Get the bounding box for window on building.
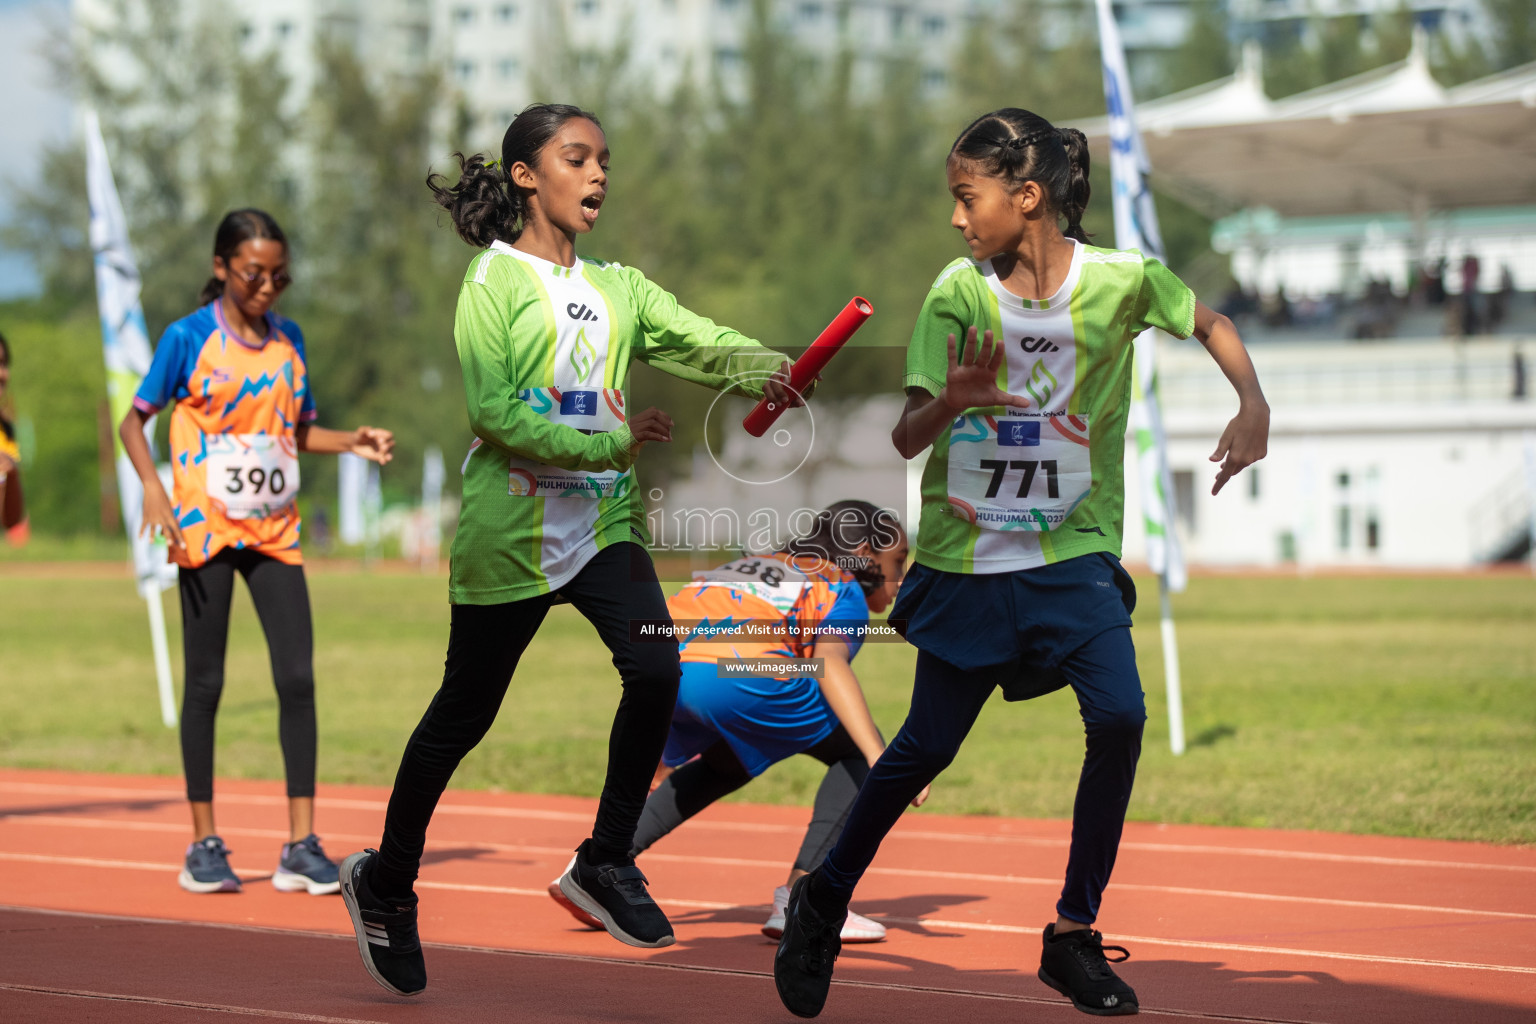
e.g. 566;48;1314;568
718;0;743;10
455;60;477;82
497;57;519;78
890;6;908;35
798;2;822;21
494;3;517;21
715;46;743;70
237;22;254;42
454;6;475;25
922;14;945;37
921;68;947;91
275;21;294;39
577;0;599;15
1248;466;1260;500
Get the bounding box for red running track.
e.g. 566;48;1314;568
0;768;1532;1023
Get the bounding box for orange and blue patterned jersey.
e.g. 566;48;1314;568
669;553;870;667
133;301;317;568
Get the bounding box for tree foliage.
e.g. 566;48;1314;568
6;0;1530;536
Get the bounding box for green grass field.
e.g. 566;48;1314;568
1;564;1532;844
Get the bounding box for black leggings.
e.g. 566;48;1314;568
371;543;681;900
178;548;316;803
631;726;869;874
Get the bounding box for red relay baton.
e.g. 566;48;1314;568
742;296;874;437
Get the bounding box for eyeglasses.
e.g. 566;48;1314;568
230;266;293;291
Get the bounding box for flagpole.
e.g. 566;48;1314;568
145;586;178;727
86;108;178;728
1158;576;1186;754
1095;0;1187;753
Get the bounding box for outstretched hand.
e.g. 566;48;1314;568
939;328;1031;413
350;426;395;465
1209;401;1269;495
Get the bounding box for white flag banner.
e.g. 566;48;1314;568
86;110;176;597
420;445;445;570
86;108;178;727
1095;0;1187;594
338;452;366;545
1096;0;1189;755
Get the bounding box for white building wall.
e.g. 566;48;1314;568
1121;336;1536;570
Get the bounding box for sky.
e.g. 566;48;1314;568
0;0;73;299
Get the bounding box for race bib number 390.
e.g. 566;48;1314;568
946;413;1092;531
205;434;300;520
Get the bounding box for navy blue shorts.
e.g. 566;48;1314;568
890;551;1137;699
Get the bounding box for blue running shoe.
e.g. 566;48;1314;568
273;833;341;895
179;835;242;893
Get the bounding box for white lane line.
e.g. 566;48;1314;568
4;855;1531;977
0;905;1465;1024
0;983;387;1023
4;779;1533;874
6;817;1535;922
6;822;1529;927
0;902;1523;1019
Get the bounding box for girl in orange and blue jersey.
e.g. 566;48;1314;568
119;209;395;898
547;500;926;943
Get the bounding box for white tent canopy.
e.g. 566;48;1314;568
1076;29;1536;219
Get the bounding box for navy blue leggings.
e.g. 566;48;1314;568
818;626;1145;924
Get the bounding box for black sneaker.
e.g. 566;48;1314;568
339;850;426;997
773;872;844;1019
556;839;674;948
1037;923;1138;1016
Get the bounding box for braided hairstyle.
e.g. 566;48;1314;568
950;108;1092;244
428;102;602;248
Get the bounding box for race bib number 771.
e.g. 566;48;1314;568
946;413;1092;531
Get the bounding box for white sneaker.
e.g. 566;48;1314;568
762;883;886;943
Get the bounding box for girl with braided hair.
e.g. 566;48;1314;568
774;107;1269;1018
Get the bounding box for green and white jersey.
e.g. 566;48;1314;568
905;240;1196;574
451;241;787;604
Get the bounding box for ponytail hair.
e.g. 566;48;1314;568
782;500;905;596
200;209;287;306
428;102;602;248
1057;127;1092;244
950;108;1093;244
